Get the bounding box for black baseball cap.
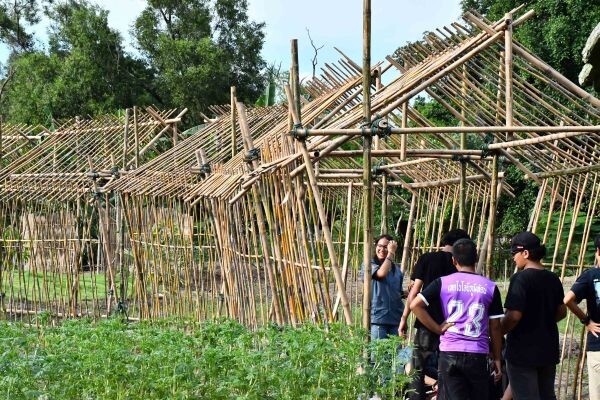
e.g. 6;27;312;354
510;231;541;254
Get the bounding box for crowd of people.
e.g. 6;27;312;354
368;230;600;400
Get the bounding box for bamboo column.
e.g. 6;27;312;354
400;103;407;161
381;174;388;234
486;12;513;277
123;109;130;168
235;101;283;325
284;84;353;325
361;0;374;332
401;194;417;273
133;106;139;168
231;86;237;158
459;65;467;230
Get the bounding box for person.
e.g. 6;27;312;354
399;228;471;400
410;238;503;400
501;231;566;400
563;234;600;400
370;234;404;340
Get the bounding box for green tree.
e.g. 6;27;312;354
0;0;43;103
132;0;266;124
461;0;600;84
1;0;153;124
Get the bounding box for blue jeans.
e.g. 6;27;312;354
371;323;399;340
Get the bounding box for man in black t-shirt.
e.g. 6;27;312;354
564;234;600;399
399;229;470;400
502;232;566;400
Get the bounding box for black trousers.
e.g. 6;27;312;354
437;351;490;400
408;328;439;400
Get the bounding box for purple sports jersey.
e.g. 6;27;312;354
438;273;502;353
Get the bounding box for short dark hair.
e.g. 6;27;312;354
441;229;471;246
375;234;394;244
452;238;478;267
511;231;546;261
595;234;600;251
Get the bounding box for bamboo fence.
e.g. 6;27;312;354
0;8;598;399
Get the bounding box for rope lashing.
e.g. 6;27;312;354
200;163;212;174
244;148;260;163
290;123;308;141
480;133;495;158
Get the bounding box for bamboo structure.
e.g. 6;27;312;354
0;8;598;398
0;107;185;319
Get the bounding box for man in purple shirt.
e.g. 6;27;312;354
411;238;503;400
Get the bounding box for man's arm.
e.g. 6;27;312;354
399;279;423;336
489;318;503;383
501;309;522;335
555;303;567;322
564;290;600;337
409;295;453;335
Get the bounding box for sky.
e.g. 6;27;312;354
0;0;464;78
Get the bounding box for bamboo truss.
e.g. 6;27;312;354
0;7;598;398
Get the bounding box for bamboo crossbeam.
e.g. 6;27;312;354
291;125;600;137
536;164;600;179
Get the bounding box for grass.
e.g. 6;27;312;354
0;318;411;400
1;270;133;301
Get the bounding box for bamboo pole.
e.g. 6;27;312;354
231;86;237;158
285;84;353;325
122;109;130;168
235;101;283;325
291;124;600;137
381;174;388;234
361;0;374;332
133;106;139;168
400;102;408;161
401;194;417;275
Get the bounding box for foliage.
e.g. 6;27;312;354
1;0;267;126
460;0;600;84
132;0;266;125
495;164;538;238
411;95;457;127
0;0;41;52
0;318;411;399
1;1;153;124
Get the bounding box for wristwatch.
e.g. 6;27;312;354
580;315;591;325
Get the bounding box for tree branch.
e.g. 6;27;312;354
306;28;324;79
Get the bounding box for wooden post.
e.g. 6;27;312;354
401;194;417;276
284;84;353;325
291;39;301;121
231;86;237;157
133;106;139;168
172;122;178;146
459;66;467;230
123;109;130;168
115;193;126;303
236;101;283;325
504;12;514;140
361;0;373;332
400;102;407;161
485;12;513;277
87;156;116;314
374;67;382;149
381;174;388;234
485;155;499;277
0;116;3;164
